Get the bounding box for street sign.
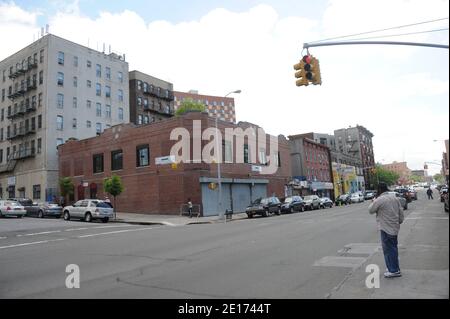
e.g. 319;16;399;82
155;155;176;165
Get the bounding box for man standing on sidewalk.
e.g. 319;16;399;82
369;182;404;278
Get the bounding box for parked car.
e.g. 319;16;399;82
0;200;26;218
335;194;351;206
319;197;333;209
303;195;321;210
63;199;114;223
407;188;418;200
281;196;305;213
350;192;364;203
364;190;376;200
8;198;63;218
246;196;281;218
387;192;408;210
444;192;449;213
440;187;448;203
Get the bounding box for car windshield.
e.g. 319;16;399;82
303;196;313;201
4;201;20;206
284;197;293;203
251;198;262;205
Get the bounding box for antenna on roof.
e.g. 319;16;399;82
45;24;49;34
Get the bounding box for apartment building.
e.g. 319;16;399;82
334;125;375;190
129;70;174;125
174;90;237;123
0;34;129;201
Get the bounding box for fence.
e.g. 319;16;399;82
179;204;201;217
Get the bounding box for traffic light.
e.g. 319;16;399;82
310;57;322;85
293;60;308;86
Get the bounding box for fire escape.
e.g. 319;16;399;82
0;58;38;173
142;82;175;117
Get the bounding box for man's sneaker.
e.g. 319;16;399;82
384;271;402;278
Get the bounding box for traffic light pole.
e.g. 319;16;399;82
304;41;449;50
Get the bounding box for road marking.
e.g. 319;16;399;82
0;237;7;240
78;227;154;238
0;238;66;250
64;225;137;232
17;230;61;237
405;217;449;220
338;243;380;255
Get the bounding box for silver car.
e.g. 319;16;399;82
0;200;27;218
303;195;321;210
63;199;113;223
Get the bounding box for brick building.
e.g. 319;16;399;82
288;134;334;199
128;70;174;125
174;90;236;123
382;161;411;185
58;111;291;216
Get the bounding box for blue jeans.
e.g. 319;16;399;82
380;230;400;273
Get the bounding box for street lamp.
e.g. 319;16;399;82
216;89;241;220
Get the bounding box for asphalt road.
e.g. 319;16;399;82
0;190;447;298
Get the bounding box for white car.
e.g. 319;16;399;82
350;192;364;203
63;199;113;223
0;200;27;218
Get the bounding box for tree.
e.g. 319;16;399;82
433;173;445;184
374;165;400;188
59;177;74;206
103;175;124;220
175;98;206;116
410;174;423;183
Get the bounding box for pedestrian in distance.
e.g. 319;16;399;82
187;198;193;218
426;187;434;200
369;182;404;278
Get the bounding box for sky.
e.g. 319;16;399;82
0;0;448;175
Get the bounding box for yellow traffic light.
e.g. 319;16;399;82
294;60;308;86
311;57;322;85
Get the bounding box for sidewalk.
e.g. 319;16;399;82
328;196;449;299
110;211;249;226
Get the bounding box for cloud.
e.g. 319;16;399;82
0;0;448;175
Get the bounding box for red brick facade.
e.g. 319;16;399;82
58;112;291;215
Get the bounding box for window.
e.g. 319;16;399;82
86;120;91;128
73;97;77;108
118;71;123;83
143;98;149;108
57;93;64;108
37;138;42;153
72;118;77;129
224;140;232;163
87;60;92;68
38;71;43;85
56;115;63;130
0;128;3;141
118;89;123;102
111;150;123;171
137;114;143;125
1;89;4;102
137;97;142;106
96;103;101;116
87;80;91;88
137;80;142;90
118;107;124;120
0;149;3;163
244;144;250;164
105;67;111;80
96;64;101;77
33;185;41;200
136;145;149;167
93;154;104;173
96;83;101;96
73;76;77;87
57;72;64;86
259;148;267;165
40;49;44;63
96;122;102;134
38;93;42;107
38;115;42;129
144;115;149;124
57;51;64;65
105;105;111;118
1;109;3;121
86;100;91;108
73;56;78;67
105;86;111;98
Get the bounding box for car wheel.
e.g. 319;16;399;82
300;206;305;212
38;210;44;218
275;208;281;216
17;215;23;218
85;212;93;222
247;213;253;218
262;210;269;217
63;211;71;221
102;217;109;223
290;207;295;214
